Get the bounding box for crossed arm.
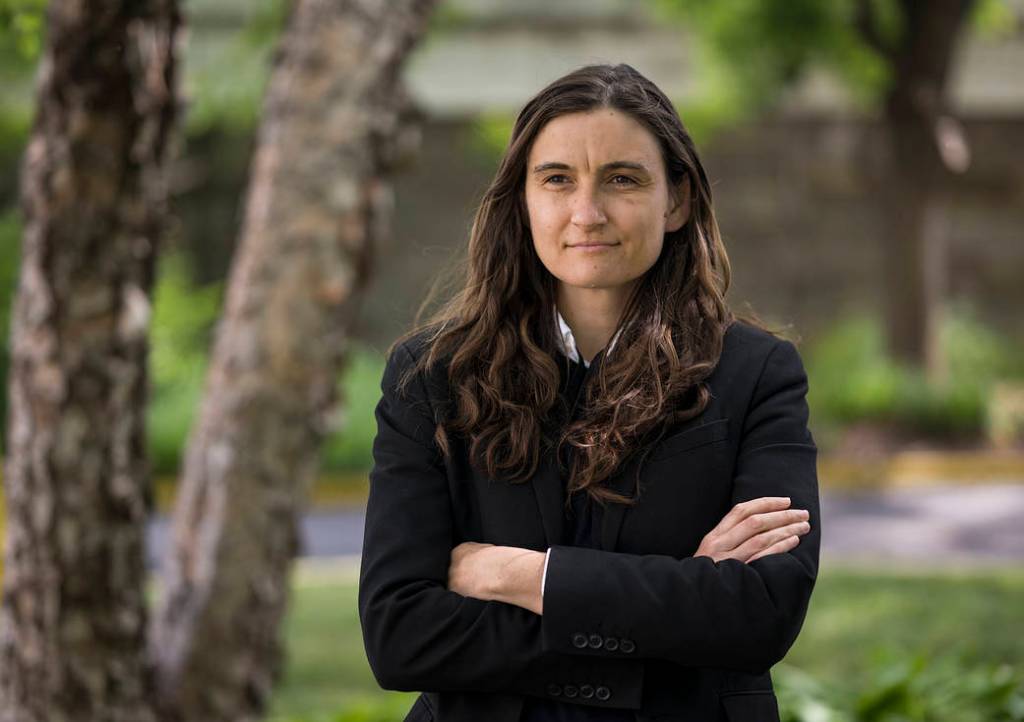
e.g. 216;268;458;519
358;337;819;702
447;490;812;618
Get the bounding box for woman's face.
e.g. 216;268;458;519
524;108;689;297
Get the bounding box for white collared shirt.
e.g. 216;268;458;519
553;305;623;367
542;306;623;596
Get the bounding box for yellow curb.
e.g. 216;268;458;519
818;450;1024;491
152;471;370;512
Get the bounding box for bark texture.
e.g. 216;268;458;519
147;1;438;720
0;1;180;721
859;0;974;378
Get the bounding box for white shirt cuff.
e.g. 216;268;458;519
541;548;551;597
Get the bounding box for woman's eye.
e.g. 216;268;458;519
611;175;637;186
544;174;570;185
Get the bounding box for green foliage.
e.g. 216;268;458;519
238;0;290;49
182;28;274;134
464;112;515;165
805;307;1024;439
775;652;1024;721
150;252;221;385
319;347;385;472
0;208;20;325
971;0;1019;38
146;251;222;473
423;0;476;36
651;0;890;128
0;208;21;450
0;0;46;62
649;0;1017;134
775;664;849;722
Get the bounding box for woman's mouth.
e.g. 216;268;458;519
569;242;619;251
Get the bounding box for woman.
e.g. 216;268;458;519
358;63;819;722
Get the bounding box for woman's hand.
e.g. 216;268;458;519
448;542;546;615
695;496;810;564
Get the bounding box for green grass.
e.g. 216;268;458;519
269;579;386;718
267;565;1024;721
784;566;1024;685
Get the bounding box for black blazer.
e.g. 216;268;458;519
358;319;820;722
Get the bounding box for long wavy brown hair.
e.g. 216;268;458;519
393;63;759;507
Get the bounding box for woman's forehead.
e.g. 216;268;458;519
528;109;662;169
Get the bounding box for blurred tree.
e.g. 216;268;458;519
146;0;439;720
658;0;1009;381
0;1;180;721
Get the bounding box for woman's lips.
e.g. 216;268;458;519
569;242;619;251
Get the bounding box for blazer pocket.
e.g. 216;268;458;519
647;417;730;462
403;694;434;722
719;690;780;722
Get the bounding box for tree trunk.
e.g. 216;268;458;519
147;1;438;720
874;0;974;379
0;1;180;721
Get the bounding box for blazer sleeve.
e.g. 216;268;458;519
358;341;646;708
540;337;820;675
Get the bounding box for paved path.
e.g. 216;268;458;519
146;482;1024;573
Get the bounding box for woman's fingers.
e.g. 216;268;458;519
713;508;810;552
694;496;810;563
731;520;810;562
715;497;792;535
746;533;802;563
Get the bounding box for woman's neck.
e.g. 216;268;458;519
555;283;634;363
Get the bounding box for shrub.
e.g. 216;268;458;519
805;307;1024;441
776;651;1024;721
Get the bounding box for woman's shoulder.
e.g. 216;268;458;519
383;323;456;398
724;317;783;353
720;318;807;375
387;322;451;367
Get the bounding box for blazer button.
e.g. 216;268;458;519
595;685;611;701
620;638;636;654
587;633;603;649
563;684;579;699
579;684;595;699
546;683;562;697
572;632;589;649
603;637;619;651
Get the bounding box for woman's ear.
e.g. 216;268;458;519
664;176;691;232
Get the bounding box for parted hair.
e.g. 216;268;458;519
392;63;763;507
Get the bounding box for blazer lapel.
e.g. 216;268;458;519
528;345;588;550
599;456;638;552
530;452;565;549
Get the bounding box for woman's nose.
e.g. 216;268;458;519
570;186;607;227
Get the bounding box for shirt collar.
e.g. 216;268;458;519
553;305;622;368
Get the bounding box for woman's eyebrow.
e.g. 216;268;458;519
531;161;651;174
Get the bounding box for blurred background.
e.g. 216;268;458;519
1;0;1023;721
